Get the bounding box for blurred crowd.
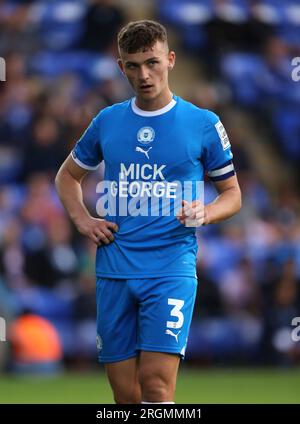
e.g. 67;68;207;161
0;0;299;372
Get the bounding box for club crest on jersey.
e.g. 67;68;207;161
137;126;155;144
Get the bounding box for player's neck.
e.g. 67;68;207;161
135;89;173;112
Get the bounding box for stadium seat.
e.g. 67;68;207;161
30;0;86;50
272;107;300;160
220;52;264;106
30;51;120;85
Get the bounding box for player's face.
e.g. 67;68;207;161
118;40;175;106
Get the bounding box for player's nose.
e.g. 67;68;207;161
138;65;150;82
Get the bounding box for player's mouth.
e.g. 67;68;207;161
140;84;154;92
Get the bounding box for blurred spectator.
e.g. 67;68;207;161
73;268;97;363
220;257;262;317
262;259;300;366
0;218;25;290
78;0;124;54
24;215;77;289
22;116;67;179
204;0;273;66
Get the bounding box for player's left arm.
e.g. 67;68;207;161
203;174;241;224
177;174;241;226
177;110;242;227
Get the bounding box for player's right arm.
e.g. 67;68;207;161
55;154;118;246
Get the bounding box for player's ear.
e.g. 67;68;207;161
117;58;125;76
168;50;176;71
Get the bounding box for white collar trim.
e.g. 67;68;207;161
131;97;177;117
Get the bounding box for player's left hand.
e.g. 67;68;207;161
176;200;205;227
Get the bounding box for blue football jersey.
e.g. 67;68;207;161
72;95;235;278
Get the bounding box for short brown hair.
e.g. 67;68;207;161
118;20;168;54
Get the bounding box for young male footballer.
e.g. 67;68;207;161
55;20;241;404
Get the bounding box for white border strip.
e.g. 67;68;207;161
207;163;234;178
71;151;99;170
131;97;177;116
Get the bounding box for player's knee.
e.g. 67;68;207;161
113;384;141;404
114;394;141;404
139;370;170;402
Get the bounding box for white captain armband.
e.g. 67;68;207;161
207;160;235;182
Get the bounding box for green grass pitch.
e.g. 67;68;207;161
0;367;299;403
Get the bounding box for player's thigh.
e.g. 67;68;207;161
96;278;138;362
137;276;198;357
105;356;141;403
139;351;180;390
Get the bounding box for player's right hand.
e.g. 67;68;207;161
176;200;205;227
76;216;118;246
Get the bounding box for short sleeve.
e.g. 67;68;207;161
71;118;103;170
201;110;235;181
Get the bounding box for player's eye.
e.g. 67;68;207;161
126;63;137;69
148;60;158;66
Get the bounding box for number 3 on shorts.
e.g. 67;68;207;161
166;298;185;330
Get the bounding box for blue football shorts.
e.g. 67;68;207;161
96;276;198;363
